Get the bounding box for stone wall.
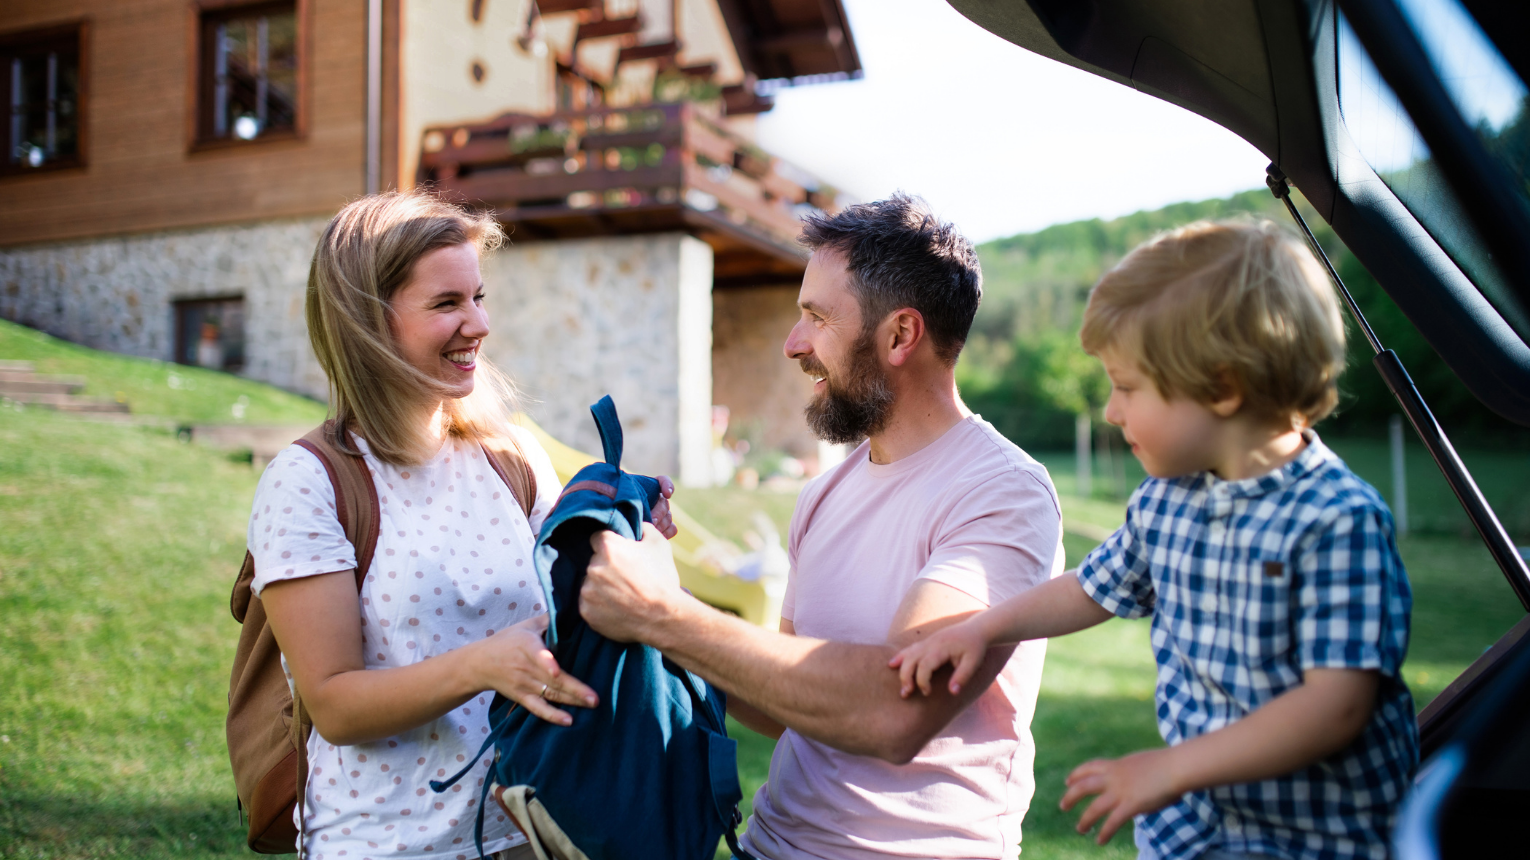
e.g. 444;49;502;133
712;284;817;458
0;218;329;399
479;232;715;485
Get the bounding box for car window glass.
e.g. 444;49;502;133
1396;0;1528;199
1336;8;1530;343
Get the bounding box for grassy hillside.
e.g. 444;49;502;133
0;319;326;426
973;188;1298;342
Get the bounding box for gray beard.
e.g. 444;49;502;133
802;332;895;445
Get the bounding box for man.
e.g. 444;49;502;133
581;194;1064;859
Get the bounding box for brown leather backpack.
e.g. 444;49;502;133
226;421;536;853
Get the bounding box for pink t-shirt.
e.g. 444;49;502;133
741;416;1064;860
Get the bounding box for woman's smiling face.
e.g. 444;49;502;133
388;242;489;401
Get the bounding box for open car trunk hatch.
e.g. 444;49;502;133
946;0;1530;854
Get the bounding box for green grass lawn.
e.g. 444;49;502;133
2;330;1527;858
0;409;260;858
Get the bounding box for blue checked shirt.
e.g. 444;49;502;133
1076;435;1417;860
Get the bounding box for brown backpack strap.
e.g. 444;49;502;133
226;420;380;856
294;420;380;584
482;431;537;520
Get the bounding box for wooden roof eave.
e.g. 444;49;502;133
714;0;863;83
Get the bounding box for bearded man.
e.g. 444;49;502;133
581;194;1064;859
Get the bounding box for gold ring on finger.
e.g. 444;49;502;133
539;683;549;698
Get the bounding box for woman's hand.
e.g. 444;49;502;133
648;475;678;539
469;614;598;725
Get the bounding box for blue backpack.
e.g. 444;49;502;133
432;397;750;860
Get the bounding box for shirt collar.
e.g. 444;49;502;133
1200;430;1334;518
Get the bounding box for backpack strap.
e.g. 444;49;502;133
294;420;381;583
287;421;380;858
482;431;537;520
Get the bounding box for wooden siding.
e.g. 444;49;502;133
0;0;366;247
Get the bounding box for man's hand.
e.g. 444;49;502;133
583;523;684;642
647;475;678;539
1059;748;1181;845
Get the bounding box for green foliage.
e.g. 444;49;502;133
959;329;1110;450
652;69;722;105
971;189;1286;344
963;187;1530;449
0;318;326;427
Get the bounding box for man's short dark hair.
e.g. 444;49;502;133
799;193;982;365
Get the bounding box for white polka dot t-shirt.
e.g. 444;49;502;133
246;426;562;860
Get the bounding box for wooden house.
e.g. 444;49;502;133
0;0;860;482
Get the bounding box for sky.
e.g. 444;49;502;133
754;0;1272;243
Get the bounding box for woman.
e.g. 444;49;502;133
251;192;672;860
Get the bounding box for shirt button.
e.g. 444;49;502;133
1200;594;1217;612
1210;522;1225;536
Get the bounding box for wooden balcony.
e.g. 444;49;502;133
417;103;839;287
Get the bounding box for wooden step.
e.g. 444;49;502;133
188;424;312;465
0;369;85;383
0;360;35;373
3;391;130;413
0;377;88;395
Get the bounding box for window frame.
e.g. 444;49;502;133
187;0;308;153
0;20;89;179
173;294;247;372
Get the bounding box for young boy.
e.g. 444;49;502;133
891;220;1417;860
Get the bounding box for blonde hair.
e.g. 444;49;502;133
1080;219;1347;427
306;190;517;465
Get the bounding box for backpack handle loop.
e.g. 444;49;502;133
590;396;623;467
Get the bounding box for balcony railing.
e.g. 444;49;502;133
417;103;838;281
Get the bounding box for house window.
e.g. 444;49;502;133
174;297;246;372
1;23;84;174
197;1;299;145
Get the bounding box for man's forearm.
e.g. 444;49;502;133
727;695;786;740
646;595;1008;763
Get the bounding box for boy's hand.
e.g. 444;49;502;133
1060;749;1182;845
888;619;989;697
646;475;678;539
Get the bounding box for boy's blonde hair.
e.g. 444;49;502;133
306;190;518;465
1080;219;1346;427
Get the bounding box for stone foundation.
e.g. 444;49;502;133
711;284;817;458
479;232;715;484
0;218;329;399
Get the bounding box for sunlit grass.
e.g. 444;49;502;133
0;409;255;858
